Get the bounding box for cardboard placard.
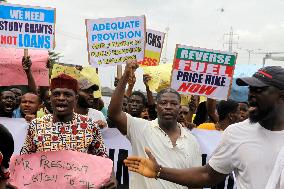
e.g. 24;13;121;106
139;29;165;66
0;3;56;50
9;150;113;189
170;45;237;100
86;15;146;67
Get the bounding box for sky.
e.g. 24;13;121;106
7;0;284;90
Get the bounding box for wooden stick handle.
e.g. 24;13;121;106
24;49;28;57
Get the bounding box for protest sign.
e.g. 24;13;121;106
0;47;49;86
0;3;55;50
86;15;145;67
1;120;130;186
51;63;82;79
142;63;172;92
139;29;165;66
171;45;237;100
9;150;113;189
51;64;101;91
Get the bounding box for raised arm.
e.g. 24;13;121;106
108;60;138;135
206;98;219;123
185;95;199;124
125;73;136;97
143;74;157;120
124;148;226;188
143;74;155;106
22;56;37;94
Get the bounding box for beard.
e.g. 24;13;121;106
249;106;275;123
249;112;263;123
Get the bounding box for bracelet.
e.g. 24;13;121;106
155;165;162;180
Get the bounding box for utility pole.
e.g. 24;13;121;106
245;49;261;64
161;26;170;64
223;27;239;52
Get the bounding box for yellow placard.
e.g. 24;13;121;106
142;63;172;92
51;64;81;79
140;50;161;66
180;94;192;106
51;64;101;96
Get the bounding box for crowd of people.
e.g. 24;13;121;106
0;56;283;189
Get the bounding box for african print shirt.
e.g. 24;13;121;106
20;113;108;157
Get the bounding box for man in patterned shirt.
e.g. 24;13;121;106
21;74;117;189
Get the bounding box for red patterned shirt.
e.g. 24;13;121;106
20;113;108;157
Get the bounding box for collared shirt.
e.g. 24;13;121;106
12;107;22;118
20;113;107;157
126;114;201;189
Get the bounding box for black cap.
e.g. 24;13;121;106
78;80;99;91
236;66;284;90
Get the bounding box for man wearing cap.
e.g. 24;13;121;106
21;74;117;189
124;66;284;189
75;81;107;129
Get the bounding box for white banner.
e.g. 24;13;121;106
0;118;28;154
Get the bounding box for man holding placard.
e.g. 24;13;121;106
21;74;117;189
108;60;201;189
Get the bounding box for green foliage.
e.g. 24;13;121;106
48;51;61;78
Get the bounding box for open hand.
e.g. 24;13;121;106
124;148;159;178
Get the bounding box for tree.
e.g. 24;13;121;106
47;51;61;78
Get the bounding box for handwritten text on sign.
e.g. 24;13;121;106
9;150;113;189
86;15;145;67
171;45;236;100
0;3;55;50
139;29;165;66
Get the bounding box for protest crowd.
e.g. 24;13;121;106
0;2;284;189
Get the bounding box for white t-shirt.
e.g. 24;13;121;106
209;119;284;189
265;146;284;189
88;108;107;123
126;114;201;189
